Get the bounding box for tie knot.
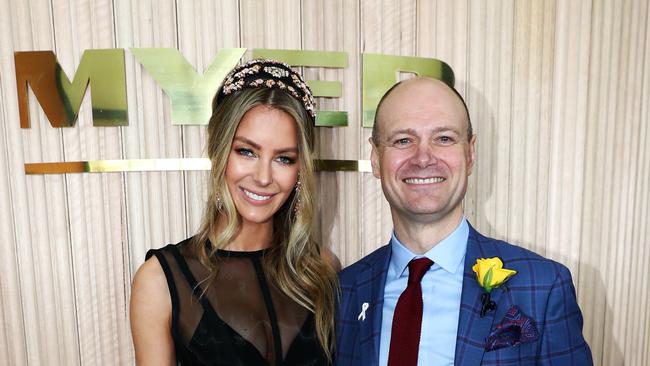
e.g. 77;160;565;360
407;257;433;284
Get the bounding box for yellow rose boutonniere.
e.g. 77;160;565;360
472;257;517;317
472;257;517;293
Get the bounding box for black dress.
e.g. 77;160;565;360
146;238;328;366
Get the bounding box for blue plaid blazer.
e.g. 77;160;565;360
335;225;593;365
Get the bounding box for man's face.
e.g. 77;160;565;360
370;78;476;225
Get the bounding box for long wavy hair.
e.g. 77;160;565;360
192;87;338;360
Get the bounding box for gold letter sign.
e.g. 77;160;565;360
362;53;455;127
130;48;246;125
15;49;128;128
17;49;456;175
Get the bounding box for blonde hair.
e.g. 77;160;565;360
192;87;338;360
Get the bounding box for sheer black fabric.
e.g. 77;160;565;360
147;238;328;366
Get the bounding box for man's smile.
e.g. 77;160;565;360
403;177;446;185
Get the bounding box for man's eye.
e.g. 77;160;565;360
436;136;455;144
394;138;412;146
276;156;296;165
235;148;256;158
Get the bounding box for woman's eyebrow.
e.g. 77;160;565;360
233;136;261;149
233;136;298;154
274;147;299;154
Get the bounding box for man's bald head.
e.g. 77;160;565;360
371;77;472;146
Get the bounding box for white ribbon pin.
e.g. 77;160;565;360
358;302;369;321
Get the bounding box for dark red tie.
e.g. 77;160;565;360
387;257;434;366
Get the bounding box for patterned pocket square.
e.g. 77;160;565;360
485;305;539;352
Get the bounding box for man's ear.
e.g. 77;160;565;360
467;134;477;176
369;137;381;179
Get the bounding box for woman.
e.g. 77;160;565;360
130;59;339;365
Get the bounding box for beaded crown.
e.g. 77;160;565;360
216;59;316;117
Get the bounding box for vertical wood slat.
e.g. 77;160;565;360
601;3;626;358
112;5;146;335
592;0;627;364
113;1;155;364
1;2;24;365
174;0;241;237
531;0;556;256
624;3;649;364
508;2;540;251
50;0;128;364
637;7;650;364
121;1;187;274
465;1;516;241
0;4;29;361
14;1;78;365
50;3;89;360
114;0;149;276
491;1;515;244
578;0;613;362
619;14;640;353
606;1;648;364
548;0;592;272
300;0;362;265
579;0;600;361
465;0;488;230
53;0;133;363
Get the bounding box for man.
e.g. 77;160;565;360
336;77;592;365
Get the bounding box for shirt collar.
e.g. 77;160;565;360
390;218;469;278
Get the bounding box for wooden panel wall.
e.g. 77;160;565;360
0;1;648;365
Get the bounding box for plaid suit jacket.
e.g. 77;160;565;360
335;224;593;365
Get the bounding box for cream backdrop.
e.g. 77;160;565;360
0;0;649;365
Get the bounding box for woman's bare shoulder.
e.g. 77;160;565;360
130;256;176;365
132;256;169;298
131;255;171;320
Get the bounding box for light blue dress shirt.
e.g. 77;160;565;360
379;218;469;366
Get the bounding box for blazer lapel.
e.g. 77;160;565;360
357;245;391;366
454;227;502;366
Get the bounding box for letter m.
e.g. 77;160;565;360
15;49;128;128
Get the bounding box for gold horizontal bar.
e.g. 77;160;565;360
25;158;210;174
315;159;372;172
25;161;91;174
25;158;372;174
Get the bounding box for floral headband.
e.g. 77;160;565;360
216;59;316;118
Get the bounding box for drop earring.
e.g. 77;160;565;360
216;194;223;210
293;179;302;215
